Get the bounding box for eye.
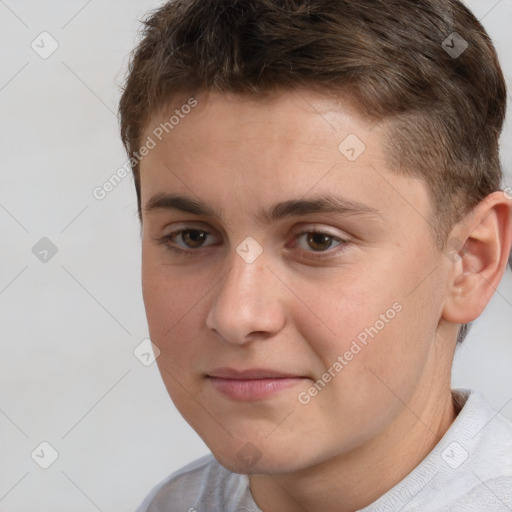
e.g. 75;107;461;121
291;228;349;260
156;226;349;259
157;228;219;254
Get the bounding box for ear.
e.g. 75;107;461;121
442;190;512;325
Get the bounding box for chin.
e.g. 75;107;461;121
208;439;316;476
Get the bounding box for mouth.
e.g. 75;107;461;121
206;367;308;401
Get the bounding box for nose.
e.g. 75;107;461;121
206;248;286;345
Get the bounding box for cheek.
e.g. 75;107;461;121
142;249;201;335
141;259;210;409
289;268;401;360
142;264;197;386
141;262;174;338
141;255;211;381
289;261;434;410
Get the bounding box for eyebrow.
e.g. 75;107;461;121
143;193;381;223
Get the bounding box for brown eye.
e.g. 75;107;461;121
181;230;208;248
295;230;345;252
291;229;348;260
305;232;335;251
157;226;220;255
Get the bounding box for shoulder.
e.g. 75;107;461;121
362;389;512;511
135;453;259;512
424;389;512;508
452;388;512;474
447;388;512;508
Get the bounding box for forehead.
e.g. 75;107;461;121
141;89;377;188
139;88;433;231
145;88;371;159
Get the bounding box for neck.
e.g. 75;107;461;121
249;384;457;512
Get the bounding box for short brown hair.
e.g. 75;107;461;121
119;0;509;342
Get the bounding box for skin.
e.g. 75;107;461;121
138;88;512;512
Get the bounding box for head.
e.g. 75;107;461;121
119;0;512;475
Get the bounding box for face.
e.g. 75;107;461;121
139;89;453;474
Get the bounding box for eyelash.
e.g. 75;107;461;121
156;228;349;261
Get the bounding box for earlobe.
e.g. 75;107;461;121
442;191;512;325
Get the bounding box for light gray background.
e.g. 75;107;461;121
0;1;511;510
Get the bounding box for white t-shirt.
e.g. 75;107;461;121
135;389;512;511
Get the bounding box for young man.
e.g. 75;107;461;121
119;1;512;510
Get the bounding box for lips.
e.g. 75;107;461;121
208;367;303;379
207;367;307;400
